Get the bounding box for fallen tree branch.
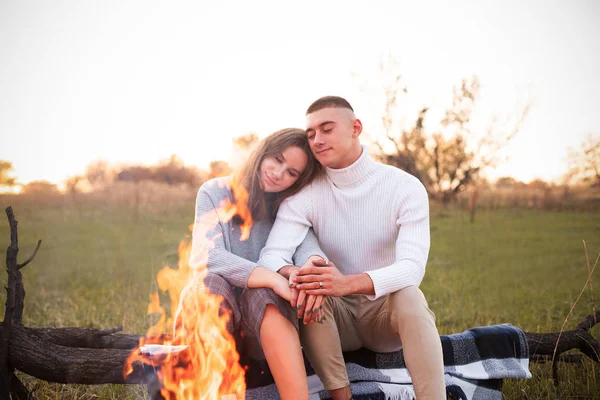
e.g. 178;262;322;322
524;329;600;362
577;311;600;331
22;325;140;349
0;323;147;384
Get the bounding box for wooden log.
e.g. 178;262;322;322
0;324;147;385
23;326;139;350
524;329;600;362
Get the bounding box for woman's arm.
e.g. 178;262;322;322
190;185;258;288
247;266;292;301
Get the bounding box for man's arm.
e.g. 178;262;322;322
295;178;429;299
259;188;314;273
292;228;328;268
364;180;430;299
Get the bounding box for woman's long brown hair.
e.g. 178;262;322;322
233;128;321;221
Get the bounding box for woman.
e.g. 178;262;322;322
186;128;325;399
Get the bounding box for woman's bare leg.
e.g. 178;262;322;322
260;304;308;399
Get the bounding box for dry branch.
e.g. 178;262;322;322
1;206;25;400
17;240;42;270
525;330;600;362
0;324;147;385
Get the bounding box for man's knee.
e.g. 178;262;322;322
390;286;436;325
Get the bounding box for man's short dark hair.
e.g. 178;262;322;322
306;96;354;115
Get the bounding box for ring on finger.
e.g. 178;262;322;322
319;281;324;288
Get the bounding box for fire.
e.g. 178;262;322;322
125;176;253;399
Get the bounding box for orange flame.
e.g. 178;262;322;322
125;177;253;399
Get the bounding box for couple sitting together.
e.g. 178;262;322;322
189;96;446;400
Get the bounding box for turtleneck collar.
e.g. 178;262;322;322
325;145;378;188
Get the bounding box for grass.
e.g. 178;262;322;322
425;208;600;399
1;199;599;399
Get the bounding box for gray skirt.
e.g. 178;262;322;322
201;273;298;360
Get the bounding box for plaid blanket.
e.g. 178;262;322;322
244;324;531;400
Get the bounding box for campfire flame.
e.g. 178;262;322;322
125;177;252;399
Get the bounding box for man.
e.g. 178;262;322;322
259;96;446;400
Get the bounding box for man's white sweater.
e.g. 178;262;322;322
259;146;431;300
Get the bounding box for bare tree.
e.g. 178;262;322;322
154;155;204;186
0;161;16;188
65;175;86;195
209;160;232;179
495;176;525;188
567;134;600;187
116;165;154;182
365;57;530;203
20;180;60;196
231;132;260;169
85;160;114;187
233;132;259;150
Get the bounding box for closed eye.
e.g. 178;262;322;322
322;122;335;133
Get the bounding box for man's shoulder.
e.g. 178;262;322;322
376;163;425;189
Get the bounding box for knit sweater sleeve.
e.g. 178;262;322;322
292;228;327;266
189;184;258;288
260;186;314;272
365;178;430;299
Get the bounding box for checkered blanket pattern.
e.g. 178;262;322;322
245;323;531;400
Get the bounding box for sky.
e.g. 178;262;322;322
1;0;599;188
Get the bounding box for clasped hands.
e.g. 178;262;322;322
285;256;349;325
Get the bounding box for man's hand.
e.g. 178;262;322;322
294;262;352;297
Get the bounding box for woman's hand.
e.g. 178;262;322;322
248;266;292;301
289;257;328;323
285;266;301;309
301;294;326;325
271;273;292;301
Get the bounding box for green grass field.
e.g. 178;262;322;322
1;200;599;399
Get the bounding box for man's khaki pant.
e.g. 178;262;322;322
300;286;446;399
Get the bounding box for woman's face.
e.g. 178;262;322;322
259;145;308;193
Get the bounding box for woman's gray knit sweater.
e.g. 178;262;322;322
189;176;325;288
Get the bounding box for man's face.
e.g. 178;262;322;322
305;107;361;169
